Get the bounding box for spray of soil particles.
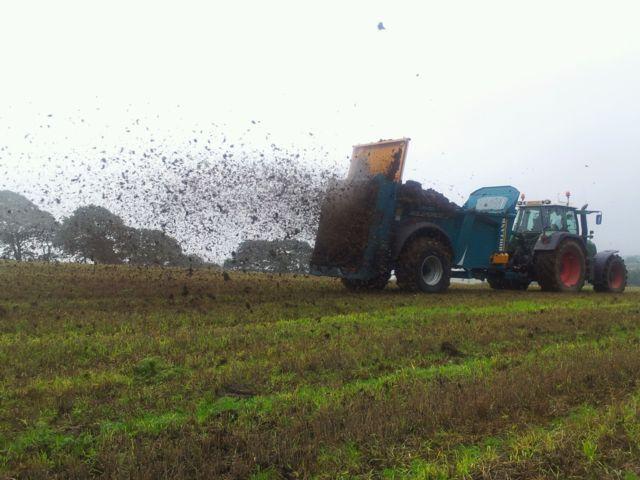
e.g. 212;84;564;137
310;178;381;270
1;117;460;265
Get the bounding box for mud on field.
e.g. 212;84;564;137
2;263;640;479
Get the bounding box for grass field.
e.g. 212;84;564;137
1;262;640;479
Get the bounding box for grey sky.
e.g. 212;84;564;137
1;0;639;256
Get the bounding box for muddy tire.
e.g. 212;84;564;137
396;237;451;293
535;239;586;292
341;271;390;291
593;255;627;293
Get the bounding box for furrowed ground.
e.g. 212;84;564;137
1;262;640;479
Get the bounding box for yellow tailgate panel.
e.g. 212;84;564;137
347;138;410;183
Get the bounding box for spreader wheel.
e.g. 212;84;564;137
535;239;586;292
396;237;451;293
593;255;627;293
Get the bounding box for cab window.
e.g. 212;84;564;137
515;208;542;233
566;210;579;234
546;208;564;231
476;196;508;212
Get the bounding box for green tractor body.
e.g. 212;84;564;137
495;200;627;292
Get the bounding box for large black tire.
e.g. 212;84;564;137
341;271;390;291
487;275;530;291
593;254;627;293
535;239;586;292
396;237;451;293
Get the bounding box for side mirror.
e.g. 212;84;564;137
596;213;602;225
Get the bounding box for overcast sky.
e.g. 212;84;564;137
1;0;639;255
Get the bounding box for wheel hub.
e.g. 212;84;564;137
559;251;581;287
421;255;443;286
610;262;624;289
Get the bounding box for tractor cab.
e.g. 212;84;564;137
510;200;601;257
512;201;577;248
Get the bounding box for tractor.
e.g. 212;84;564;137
488;197;627;293
310;138;627;293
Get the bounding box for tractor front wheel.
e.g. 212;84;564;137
593;255;627;293
396;237;451;293
535;239;586;292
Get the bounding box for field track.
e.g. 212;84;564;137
1;262;640;479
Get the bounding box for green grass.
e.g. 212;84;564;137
1;261;640;478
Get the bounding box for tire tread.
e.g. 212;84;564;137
396;237;451;293
534;239;586;292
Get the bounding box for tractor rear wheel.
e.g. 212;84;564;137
396;237;451;293
593;255;627;293
535;239;586;292
341;271;390;291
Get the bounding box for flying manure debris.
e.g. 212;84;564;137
5;118;342;263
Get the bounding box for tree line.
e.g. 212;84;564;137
0;190;201;266
223;239;312;274
0;190;313;272
7;188;629;279
627;256;640;286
